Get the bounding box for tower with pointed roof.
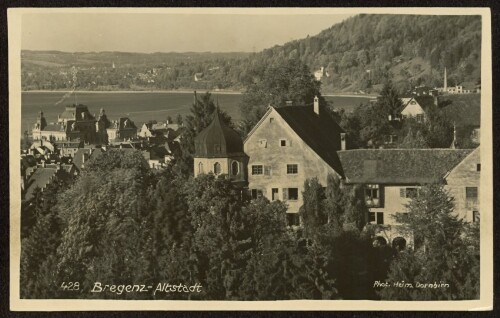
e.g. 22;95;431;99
193;108;248;186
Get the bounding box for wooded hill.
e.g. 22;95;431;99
22;14;481;93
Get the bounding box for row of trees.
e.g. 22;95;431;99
21;152;480;300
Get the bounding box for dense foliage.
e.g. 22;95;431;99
21;15;481;93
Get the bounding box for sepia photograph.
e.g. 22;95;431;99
8;7;493;311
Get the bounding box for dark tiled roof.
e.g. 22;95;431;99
24;167;57;200
274;105;345;176
338;149;472;184
194;110;243;158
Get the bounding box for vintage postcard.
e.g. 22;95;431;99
8;7;493;311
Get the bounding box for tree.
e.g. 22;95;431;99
176;113;184;126
176;91;233;178
184;174;251;299
379;184;480;300
56;150;153;298
239;58;325;134
399;128;429;148
20;182;64;299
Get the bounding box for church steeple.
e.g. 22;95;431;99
193;103;248;186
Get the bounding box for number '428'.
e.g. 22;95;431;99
60;282;80;291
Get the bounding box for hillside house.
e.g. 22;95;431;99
338;148;474;248
400;96;437;123
314;66;329;81
243;96;345;226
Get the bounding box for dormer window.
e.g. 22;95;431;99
214;144;221;153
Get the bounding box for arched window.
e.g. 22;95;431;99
198;162;204;174
214;162;221;175
392;237;407;251
231;161;239;175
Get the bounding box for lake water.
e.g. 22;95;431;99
20;92;373;133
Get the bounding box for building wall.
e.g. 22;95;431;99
445;148;480;222
194;155;247;183
363;184;420;247
244;108;340;213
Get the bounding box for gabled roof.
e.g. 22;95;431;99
270;105;345;176
338;149;473;184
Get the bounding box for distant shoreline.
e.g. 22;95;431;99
22;90;377;98
22;89;244;95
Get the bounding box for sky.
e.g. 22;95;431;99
21;12;354;53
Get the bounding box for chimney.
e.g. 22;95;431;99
314;96;319;115
340;133;346;150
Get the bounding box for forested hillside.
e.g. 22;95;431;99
21;14;481;93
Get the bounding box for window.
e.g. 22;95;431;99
476;164;481;172
466;187;478;208
376;212;384;225
264;166;272;176
286;213;300;226
280;139;289;147
365;184;380;207
369;212;384;224
369;212;376;222
213;162;221;175
231;161;239;175
251;189;263;200
287;164;298;174
466;187;478;199
272;188;279;201
252;165;263;175
400;187;419;198
283;188;299;201
473;210;480;223
198;162;204;174
258;139;267;148
269;117;275;123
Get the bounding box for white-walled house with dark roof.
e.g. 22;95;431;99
243;97;346;226
337;148;478;248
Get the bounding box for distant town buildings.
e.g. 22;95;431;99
314;66;330;81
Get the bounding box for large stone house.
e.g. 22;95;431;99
243;97;345;225
338;148;476;247
32;104;108;144
400;96;437;123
